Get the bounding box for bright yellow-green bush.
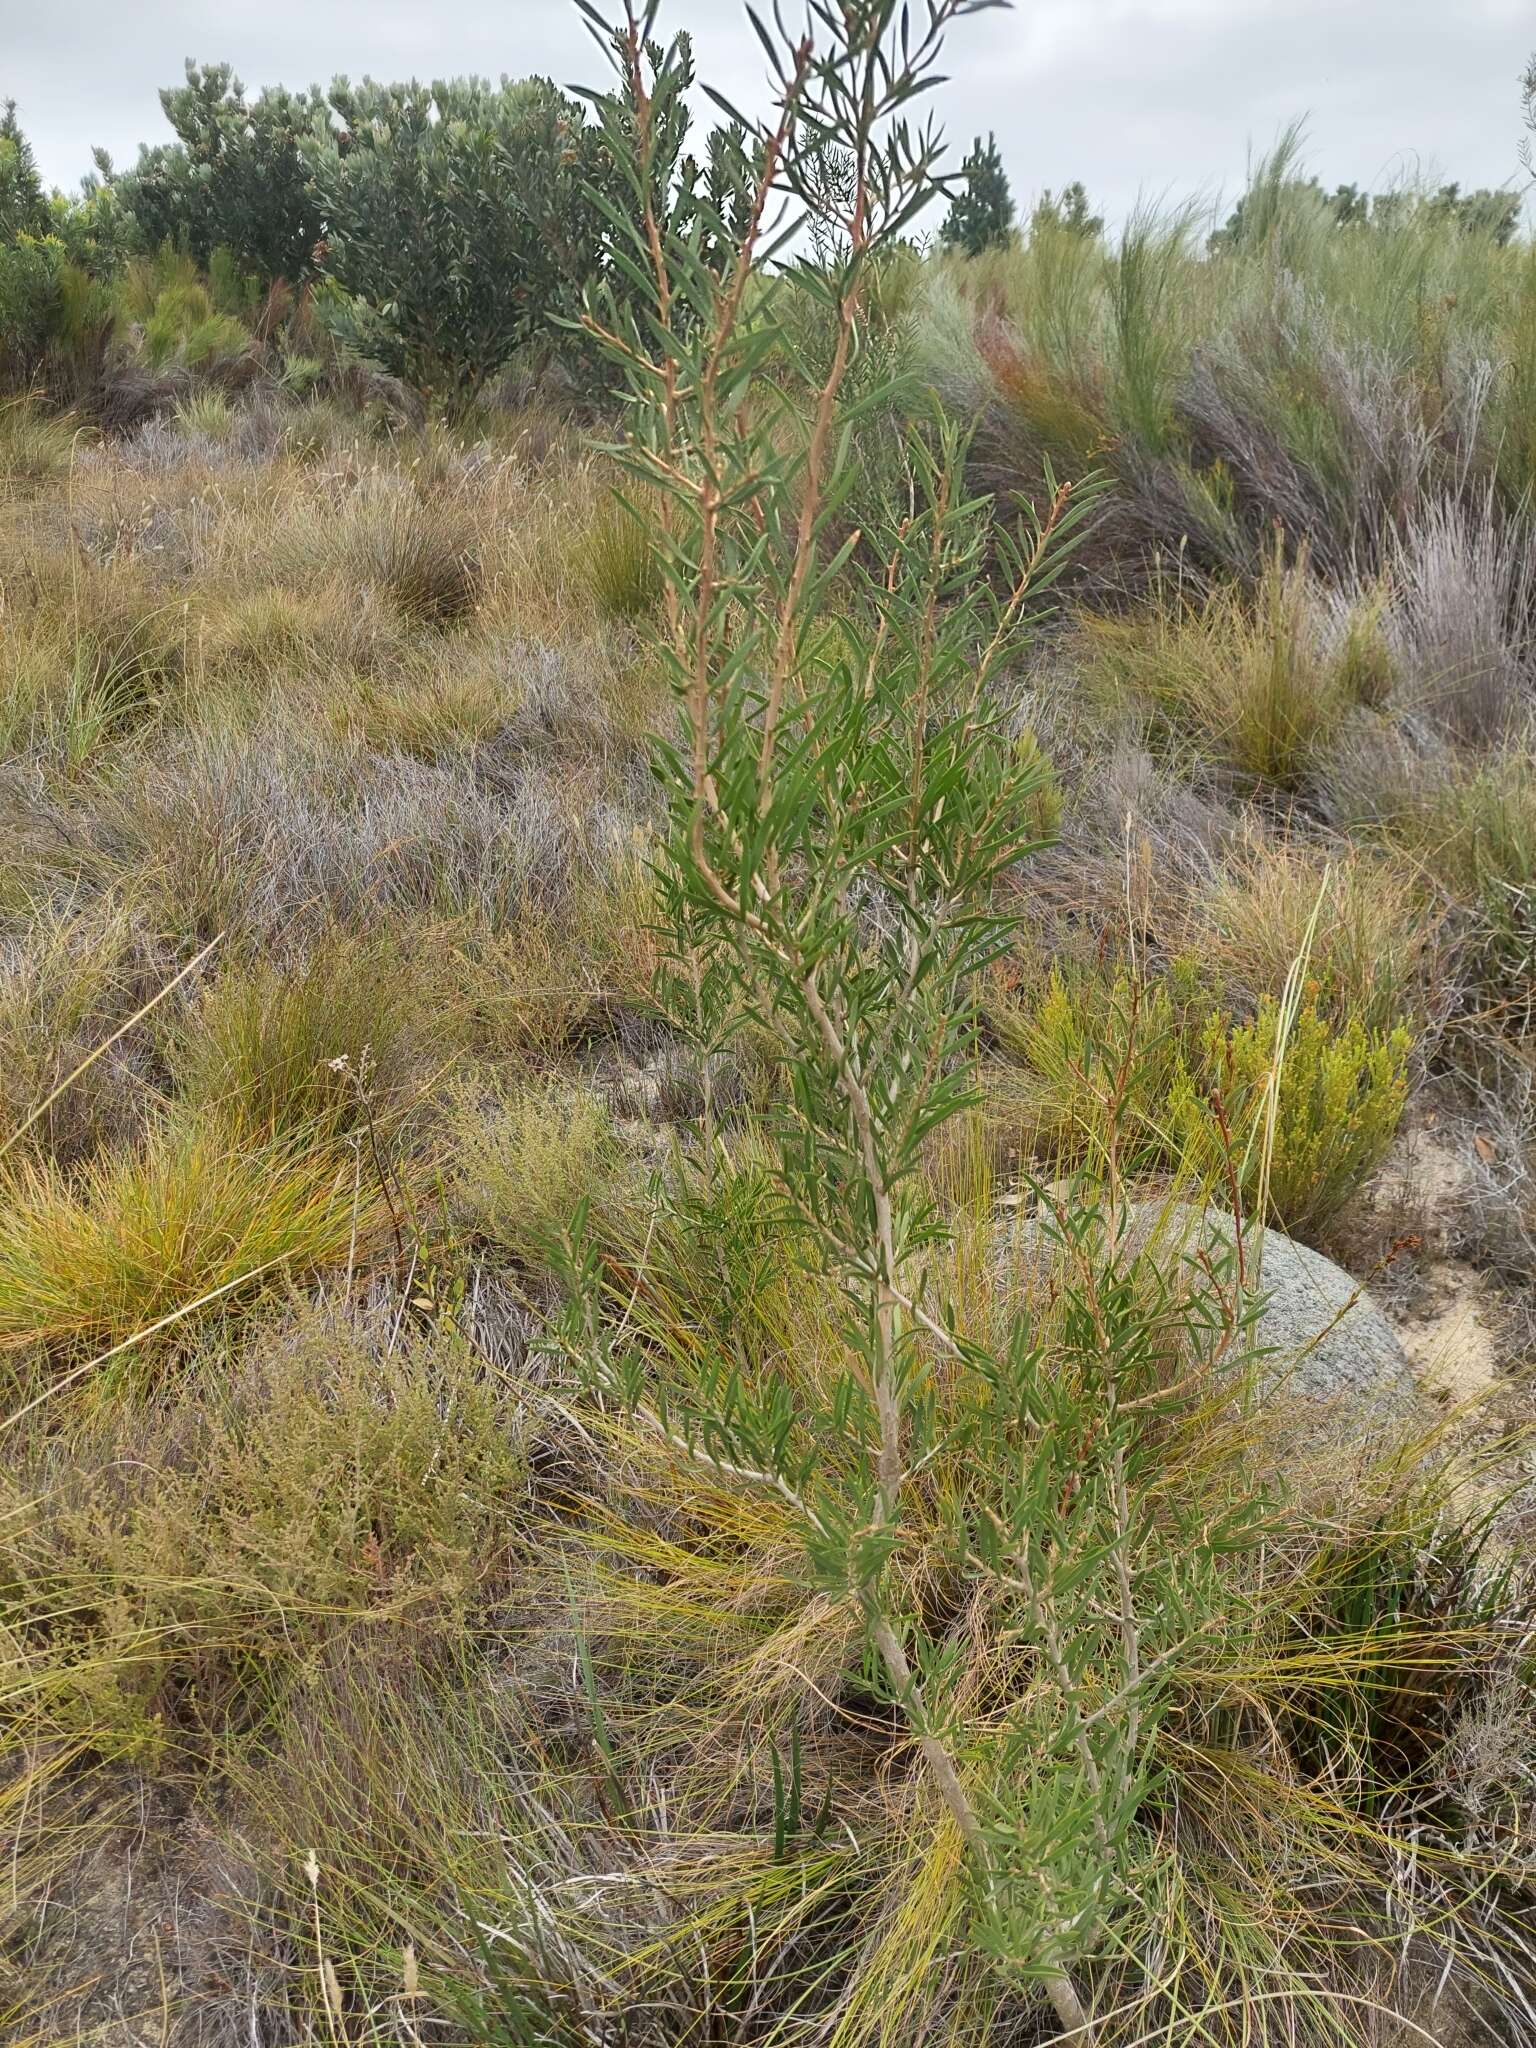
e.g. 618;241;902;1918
142;282;249;369
992;959;1409;1238
986;959;1206;1167
1175;994;1411;1237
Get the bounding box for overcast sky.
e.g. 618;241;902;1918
5;0;1533;233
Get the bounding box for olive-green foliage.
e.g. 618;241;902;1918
112;61;326;282
44;170;133;278
565;11;1135;2031
0;235;65;382
303;76;614;400
142;283;247;368
110;243;251;367
0;233;112;391
0;100;48;241
450;1070;626;1274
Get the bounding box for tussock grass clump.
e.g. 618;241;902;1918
83;716;640;947
194;581;358;686
334;640;525;757
1189;834;1442;1034
1078;546;1364;787
2;559;192;774
932;135;1536;590
447;847;656;1055
582;485;664;619
170;933;434;1141
1328;746;1536;1037
340;482;483;627
1386;494;1535;746
0;898;161;1165
0;1112;383;1359
171;388;237;443
0;397;81;487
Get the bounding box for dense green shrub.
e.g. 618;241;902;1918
0;100;48;241
0;235;63;382
941;131;1015;254
43;178;132;279
303;76;614;400
112;61;325;283
0;234;112;392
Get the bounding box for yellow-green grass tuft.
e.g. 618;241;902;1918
0;1112;386;1359
1077;546;1368;789
582;486;664;620
0;398;84;488
170;933;436;1142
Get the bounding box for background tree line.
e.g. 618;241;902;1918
3;41;1532;408
0;43;753;402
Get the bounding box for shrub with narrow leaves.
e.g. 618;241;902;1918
1176;993;1411;1238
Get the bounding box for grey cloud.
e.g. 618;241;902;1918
4;0;1530;231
